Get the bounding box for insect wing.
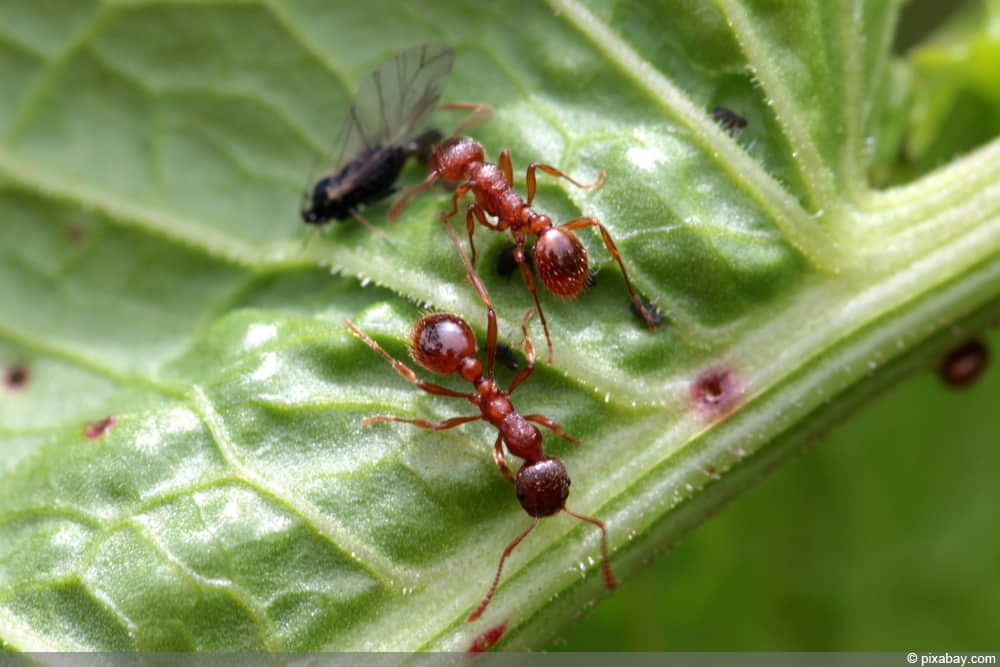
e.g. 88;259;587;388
334;44;454;170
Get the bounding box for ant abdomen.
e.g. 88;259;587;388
411;313;477;374
533;228;590;298
516;458;571;517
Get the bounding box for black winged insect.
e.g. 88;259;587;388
300;44;455;232
710;105;747;137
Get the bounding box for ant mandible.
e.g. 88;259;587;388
388;135;659;362
345;224;615;622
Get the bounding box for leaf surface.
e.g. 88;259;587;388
1;0;998;651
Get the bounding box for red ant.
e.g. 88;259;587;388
389;136;659;362
345;225;615;622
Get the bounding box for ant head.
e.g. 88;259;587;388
515;457;570;517
532;228;590;298
410;313;477;375
431;136;485;182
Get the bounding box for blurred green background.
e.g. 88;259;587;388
562;0;1000;651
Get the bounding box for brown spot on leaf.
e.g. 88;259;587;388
66;224;87;243
3;364;29;391
84;416;115;439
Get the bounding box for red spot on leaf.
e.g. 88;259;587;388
691;367;742;417
3;364;29;391
84;416;115;439
466;621;508;653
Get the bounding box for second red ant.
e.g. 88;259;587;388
345;225;615;622
389;135;659;362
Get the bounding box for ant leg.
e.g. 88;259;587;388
464;203;486;267
562;508;617;590
464;205;478;268
345;319;471;399
561;218;658;331
440;182;474;222
498;150;514;186
469;203;501;230
441;221;499;378
507;309;536;394
526;163;605;206
464;203;504;268
468;517;539;622
389;170;440;221
440;101;494;136
523;414;580;446
517;254;554;364
492;434;515;483
363;414;481;430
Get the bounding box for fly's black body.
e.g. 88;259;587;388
303;130;442;224
304;147;406;224
710;105;747;137
301;44;454;227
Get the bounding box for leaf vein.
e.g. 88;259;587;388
188;385;408;589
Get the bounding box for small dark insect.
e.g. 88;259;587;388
300;44;455;233
345;225;614;622
494;342;519;371
939;338;989;388
391;136;658;362
466;621;508;652
710;105;747;137
3;363;29;390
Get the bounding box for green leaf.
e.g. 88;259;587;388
0;0;998;651
902;0;1000;179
